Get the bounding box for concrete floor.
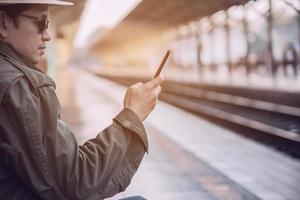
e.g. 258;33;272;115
58;68;300;200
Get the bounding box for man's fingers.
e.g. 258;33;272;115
154;74;164;86
145;74;164;89
153;85;162;96
130;82;143;89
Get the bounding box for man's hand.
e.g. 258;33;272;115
123;75;164;121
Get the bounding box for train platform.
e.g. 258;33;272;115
58;68;300;200
91;66;300;93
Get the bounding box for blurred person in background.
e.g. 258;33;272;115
282;42;298;76
0;1;163;199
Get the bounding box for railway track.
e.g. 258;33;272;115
96;74;300;158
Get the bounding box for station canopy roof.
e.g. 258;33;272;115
91;0;251;52
51;0;85;26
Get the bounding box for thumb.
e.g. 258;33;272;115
145;74;164;89
130;82;143;89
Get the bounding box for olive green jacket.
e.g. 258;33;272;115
0;41;148;200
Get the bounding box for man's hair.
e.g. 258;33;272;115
0;4;33;27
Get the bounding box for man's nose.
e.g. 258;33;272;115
41;30;51;42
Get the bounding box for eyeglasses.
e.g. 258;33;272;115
19;14;49;34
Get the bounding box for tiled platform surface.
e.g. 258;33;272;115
59;69;300;200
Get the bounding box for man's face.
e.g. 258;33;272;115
4;5;51;65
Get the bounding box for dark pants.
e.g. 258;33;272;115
119;196;146;200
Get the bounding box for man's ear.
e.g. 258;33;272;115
0;11;9;38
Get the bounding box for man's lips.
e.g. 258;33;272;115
39;46;46;55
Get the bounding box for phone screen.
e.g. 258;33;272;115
153;49;171;79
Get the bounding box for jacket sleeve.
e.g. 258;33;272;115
0;77;148;200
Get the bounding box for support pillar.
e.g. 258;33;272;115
243;5;250;75
209;19;217;72
225;11;233;74
267;0;276;77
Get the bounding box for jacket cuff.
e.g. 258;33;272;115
113;108;148;152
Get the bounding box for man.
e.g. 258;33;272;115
0;1;164;199
282;42;298;76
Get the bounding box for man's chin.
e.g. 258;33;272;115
32;57;42;66
32;61;40;66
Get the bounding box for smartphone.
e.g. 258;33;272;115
153;49;171;79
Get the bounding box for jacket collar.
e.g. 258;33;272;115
0;41;56;89
0;41;42;73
